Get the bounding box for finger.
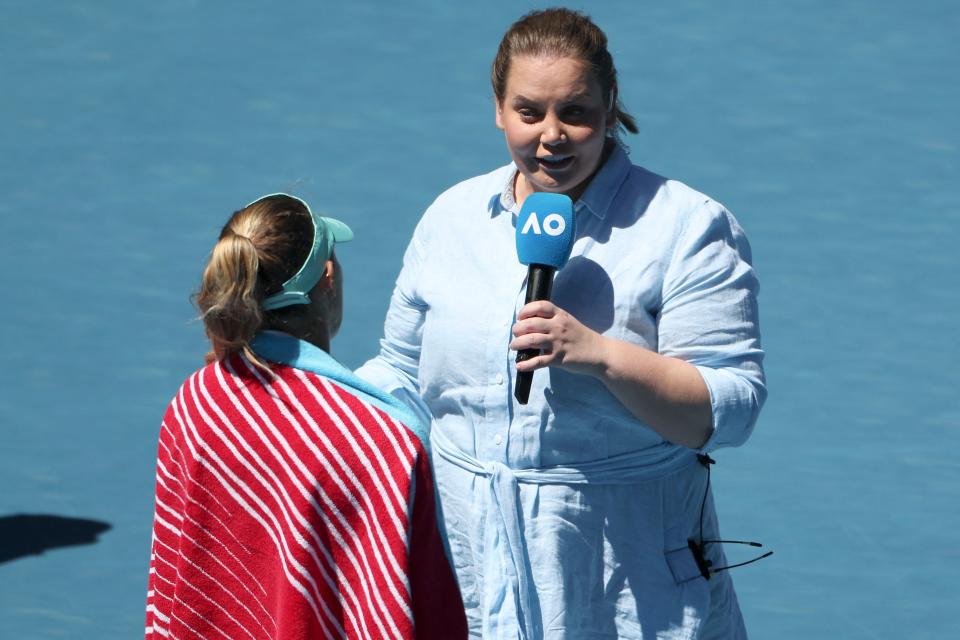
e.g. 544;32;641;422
517;300;557;321
515;352;552;372
511;317;553;337
509;332;551;352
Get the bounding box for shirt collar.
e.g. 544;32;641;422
577;143;631;220
494;142;631;220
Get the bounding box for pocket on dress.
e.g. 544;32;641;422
665;531;705;585
664;525;711;618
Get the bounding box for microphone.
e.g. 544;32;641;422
514;192;575;404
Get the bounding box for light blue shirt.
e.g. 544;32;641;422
357;144;765;639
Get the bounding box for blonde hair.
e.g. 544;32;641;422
492;8;638;136
194;195;313;369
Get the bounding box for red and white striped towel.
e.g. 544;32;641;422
146;354;466;639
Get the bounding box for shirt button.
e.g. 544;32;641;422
495;373;504;385
494;434;503;445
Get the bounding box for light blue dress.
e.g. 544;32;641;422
357;145;766;639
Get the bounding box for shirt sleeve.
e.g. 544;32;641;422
355;216;433;429
658;200;767;452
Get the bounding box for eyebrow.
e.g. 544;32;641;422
511;92;594;106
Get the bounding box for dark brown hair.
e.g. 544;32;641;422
492;8;638;136
193;195;313;368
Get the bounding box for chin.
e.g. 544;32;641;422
521;170;561;192
534;178;576;194
529;166;585;193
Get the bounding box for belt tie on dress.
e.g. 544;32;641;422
431;427;698;640
432;429;540;639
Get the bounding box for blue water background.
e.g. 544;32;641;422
1;1;957;637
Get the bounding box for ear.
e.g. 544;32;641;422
495;97;505;131
316;259;336;290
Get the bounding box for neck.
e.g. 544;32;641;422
300;332;330;353
264;316;331;353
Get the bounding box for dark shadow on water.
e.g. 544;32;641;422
0;514;112;564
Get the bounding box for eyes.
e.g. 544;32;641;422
516;103;590;124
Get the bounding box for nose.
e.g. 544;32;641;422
540;114;567;146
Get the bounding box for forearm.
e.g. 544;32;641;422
511;301;715;448
589;336;713;449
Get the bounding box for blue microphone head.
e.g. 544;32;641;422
516;192;575;268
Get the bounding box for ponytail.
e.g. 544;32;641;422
193;196;313;371
613;96;638;135
196;231;266;368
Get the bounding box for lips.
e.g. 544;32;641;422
536;154;574;171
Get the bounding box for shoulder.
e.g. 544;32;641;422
420;163;514;224
432;163;514;206
165;361;218;409
159;361;227;444
405;163;514;256
593;148;720;226
625;164;746;240
629;165;718;217
296;368;426;462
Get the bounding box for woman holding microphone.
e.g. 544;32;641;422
359;8;766;640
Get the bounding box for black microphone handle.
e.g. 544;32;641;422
515;264;556;404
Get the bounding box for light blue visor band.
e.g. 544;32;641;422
245;193;354;311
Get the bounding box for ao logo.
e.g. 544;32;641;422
521;211;566;236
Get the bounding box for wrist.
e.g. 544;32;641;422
581;332;614;379
590;336;661;386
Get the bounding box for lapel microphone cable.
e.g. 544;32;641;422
678;454;774;582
